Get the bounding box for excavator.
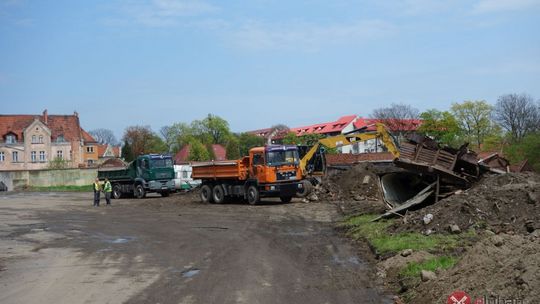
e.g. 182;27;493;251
296;122;400;196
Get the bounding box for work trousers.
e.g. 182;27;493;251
94;191;100;206
105;192;111;205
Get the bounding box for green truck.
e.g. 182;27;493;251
97;154;175;199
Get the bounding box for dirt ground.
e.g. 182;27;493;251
0;191;392;304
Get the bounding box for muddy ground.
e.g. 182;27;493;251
0;192;392;304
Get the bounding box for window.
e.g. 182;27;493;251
32;135;37;143
57;150;63;159
87;159;94;166
12;151;18;162
182;171;188;178
39;135;43;143
253;153;264;165
31;151;37;162
86;146;94;153
39;151;46;162
6;135;16;144
0;151;4;162
56;135;64;143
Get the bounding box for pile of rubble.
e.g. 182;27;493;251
391;172;540;235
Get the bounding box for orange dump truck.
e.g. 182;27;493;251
192;145;304;205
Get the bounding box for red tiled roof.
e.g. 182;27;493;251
0;112;93;143
112;146;120;158
290;115;357;136
81;128;96;143
175;144;227;163
97;144;107;157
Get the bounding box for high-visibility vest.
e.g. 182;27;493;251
94;182;100;191
104;181;112;193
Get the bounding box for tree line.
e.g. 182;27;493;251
91;93;539;171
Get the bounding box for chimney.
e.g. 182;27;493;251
74;111;78;117
43;109;48;124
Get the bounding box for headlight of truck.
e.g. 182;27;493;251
270;186;276;190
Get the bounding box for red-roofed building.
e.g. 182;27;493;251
0;110;96;170
249;115;422;155
249;115;359;153
174;144;227;163
96;144;122;165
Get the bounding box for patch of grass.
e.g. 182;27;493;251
341;214;461;254
26;185;92;192
399;256;458;278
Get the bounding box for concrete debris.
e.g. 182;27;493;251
422;214;433;225
449;224;461;234
420;270;437;282
400;249;413;257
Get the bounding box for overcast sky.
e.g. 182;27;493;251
1;0;539;139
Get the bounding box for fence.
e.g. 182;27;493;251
0;168;98;191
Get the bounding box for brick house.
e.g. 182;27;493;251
0;110;97;170
96;144;121;165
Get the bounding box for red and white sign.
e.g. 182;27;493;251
447;291;471;304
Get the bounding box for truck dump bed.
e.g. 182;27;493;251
97;164;133;181
192;158;249;180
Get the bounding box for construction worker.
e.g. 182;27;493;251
93;178;101;207
103;178;112;206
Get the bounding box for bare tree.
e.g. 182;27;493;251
266;124;289;145
495;93;540;142
370;103;420;137
89;128;118;145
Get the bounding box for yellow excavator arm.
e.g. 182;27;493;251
299;123;400;175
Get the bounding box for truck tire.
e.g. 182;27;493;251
134;184;146;199
296;180;312;198
212;184;225;204
200;185;213;203
280;196;293;203
113;184;122;199
247;185;260;205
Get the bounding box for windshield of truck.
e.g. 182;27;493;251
150;158;173;168
266;150;299;166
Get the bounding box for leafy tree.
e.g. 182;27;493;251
200;114;231;145
122;125;167;157
121;140;135;162
88;128;118;145
226;136;240;159
282;132;299;145
451;100;498;149
494;93;540;142
238;133;265;156
418;109;461;146
504;132;540;171
188;139;211;161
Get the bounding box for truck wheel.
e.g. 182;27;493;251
296;180;312;198
200;185;213;203
212;185;225;204
134;184;146;199
113;184;122;199
247;185;260;205
280;196;293;203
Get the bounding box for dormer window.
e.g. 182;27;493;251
6;134;16;144
56;135;64;143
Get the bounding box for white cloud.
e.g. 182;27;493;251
119;0;218;27
226;20;395;51
473;0;540;13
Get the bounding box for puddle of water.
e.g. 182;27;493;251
103;236;135;244
181;269;200;278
